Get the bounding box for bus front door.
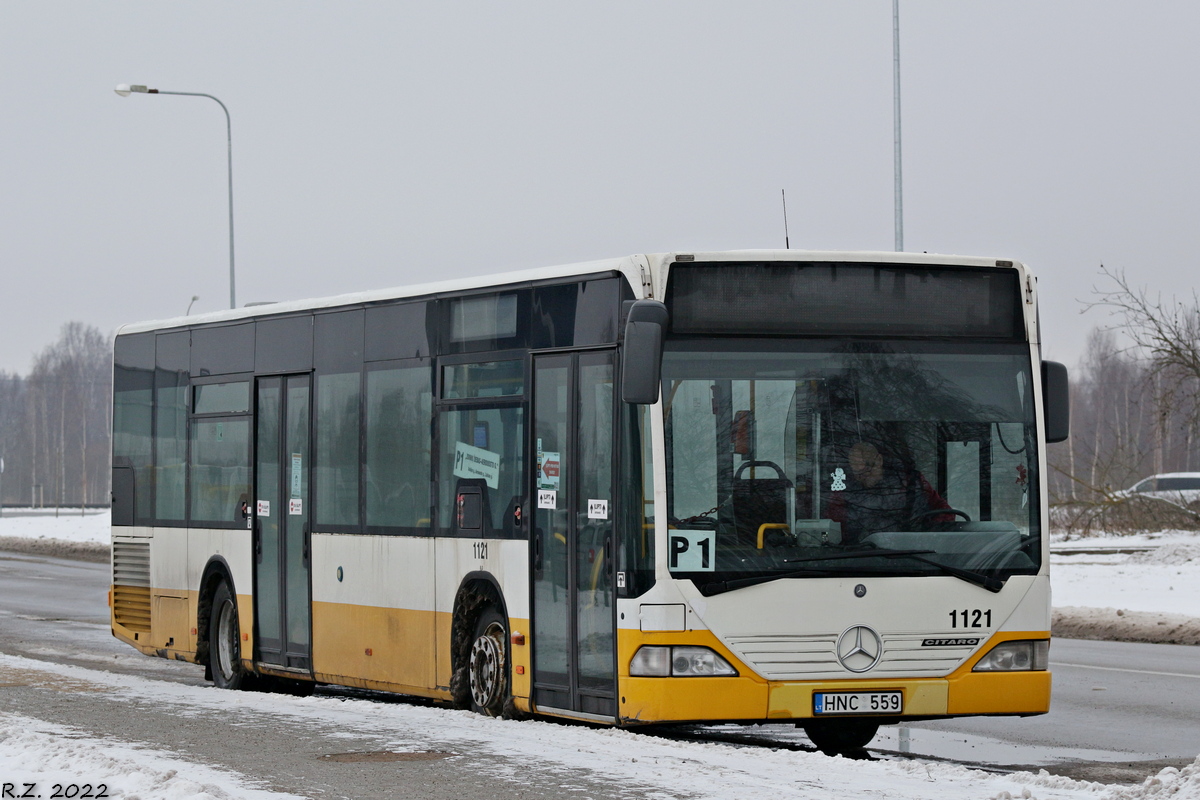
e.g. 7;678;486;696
531;352;617;718
254;375;313;673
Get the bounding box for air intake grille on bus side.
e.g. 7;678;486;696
112;537;151;633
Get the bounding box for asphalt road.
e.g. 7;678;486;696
1;548;1197;791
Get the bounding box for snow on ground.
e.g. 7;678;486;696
1050;534;1200;616
2;651;1197;800
0;712;306;800
0;507;110;544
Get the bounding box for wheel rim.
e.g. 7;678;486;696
469;621;505;710
216;597;237;682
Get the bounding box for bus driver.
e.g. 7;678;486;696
827;441;952;542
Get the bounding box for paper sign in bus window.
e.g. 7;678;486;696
538;490;556;509
289;498;303;516
454;442;501;490
539;450;561;491
588;499;608;520
291;453;303;498
668;530;716;572
257;500;270;517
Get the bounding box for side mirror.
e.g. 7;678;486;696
621;300;669;404
1041;360;1070;444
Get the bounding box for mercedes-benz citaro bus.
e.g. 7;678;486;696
109;251;1069;755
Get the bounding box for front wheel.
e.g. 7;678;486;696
468;607;509;717
802;719;879;756
209;580;248;690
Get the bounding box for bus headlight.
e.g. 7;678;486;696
629;646;738;677
972;639;1049;672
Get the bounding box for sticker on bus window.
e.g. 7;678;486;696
538;490;556;509
257;500;270;517
454;442;501;489
669;530;716;572
588;499;608;520
289;498;303;516
291;453;303;498
539;451;561;490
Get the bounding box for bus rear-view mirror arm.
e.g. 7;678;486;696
621;300;669;404
1041;360;1070;444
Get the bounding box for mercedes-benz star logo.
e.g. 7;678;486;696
836;624;883;673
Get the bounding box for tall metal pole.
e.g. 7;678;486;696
118;86;236;309
893;0;904;252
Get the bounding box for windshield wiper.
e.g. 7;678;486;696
700;548;1004;595
786;548;1003;593
783;548;937;565
699;567;843;596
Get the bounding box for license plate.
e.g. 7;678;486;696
813;691;902;715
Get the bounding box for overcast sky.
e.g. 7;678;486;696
2;2;1197;374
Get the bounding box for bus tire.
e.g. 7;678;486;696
208;580;248;690
802;719;879;756
468;606;509;717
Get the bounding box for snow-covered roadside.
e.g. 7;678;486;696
2;651;1197;800
1051;537;1200;643
0;508;110;544
0;712;305;800
0;508;110;562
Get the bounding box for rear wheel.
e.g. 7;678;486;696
209;581;247;690
802;719;879;756
468;607;509;717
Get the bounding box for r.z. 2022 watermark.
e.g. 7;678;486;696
3;784;109;798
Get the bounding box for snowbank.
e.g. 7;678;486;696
0;508;110;561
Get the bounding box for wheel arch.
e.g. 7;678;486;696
195;555;238;668
449;570;510;707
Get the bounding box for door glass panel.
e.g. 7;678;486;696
576;354;614;694
285;376;312;662
532;360;570;698
255;380;282;657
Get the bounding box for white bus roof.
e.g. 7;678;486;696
117;249;1027;336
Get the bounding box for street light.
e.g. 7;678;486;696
186;295;200;316
115;83;237;309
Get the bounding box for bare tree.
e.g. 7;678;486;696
1048;268;1200;535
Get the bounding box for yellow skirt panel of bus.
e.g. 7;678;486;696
312;601;438;689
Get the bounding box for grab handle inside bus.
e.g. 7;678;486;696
621;300;669;404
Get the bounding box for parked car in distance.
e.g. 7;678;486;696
1120;472;1200;506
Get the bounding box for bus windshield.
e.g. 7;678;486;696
662;340;1040;594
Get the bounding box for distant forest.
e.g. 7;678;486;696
0;323;111;508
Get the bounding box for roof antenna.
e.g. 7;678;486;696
781;189;791;249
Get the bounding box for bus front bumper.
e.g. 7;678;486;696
617;629;1052;725
619;669;1051;724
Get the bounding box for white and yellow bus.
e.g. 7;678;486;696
110;250;1068;754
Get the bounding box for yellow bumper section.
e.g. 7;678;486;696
617;628;1051;724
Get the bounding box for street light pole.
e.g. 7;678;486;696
115;84;237;309
892;0;904;253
